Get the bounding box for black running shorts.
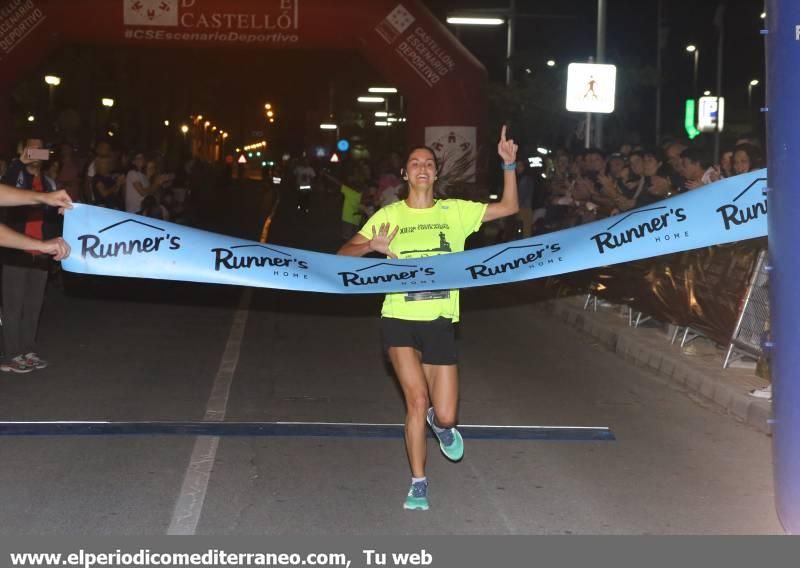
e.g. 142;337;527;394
380;316;457;365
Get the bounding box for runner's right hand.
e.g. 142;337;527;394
369;223;399;259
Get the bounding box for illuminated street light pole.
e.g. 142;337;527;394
506;0;515;86
100;97;115;133
44;75;61;111
595;0;607;147
712;3;726;163
748;78;760;110
686;44;699;97
446;16;508;84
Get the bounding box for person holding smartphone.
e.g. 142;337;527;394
0;135;73;374
337;126;518;511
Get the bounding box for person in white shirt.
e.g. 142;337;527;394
125;153;150;213
125;154;169;213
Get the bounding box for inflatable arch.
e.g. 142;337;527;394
0;0;487;167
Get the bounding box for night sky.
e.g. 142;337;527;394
427;0;766;142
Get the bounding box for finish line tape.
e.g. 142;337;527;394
0;421;615;440
62;170;767;293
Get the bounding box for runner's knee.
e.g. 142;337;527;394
406;392;429;416
433;406;457;428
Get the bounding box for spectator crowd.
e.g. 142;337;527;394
517;136;764;238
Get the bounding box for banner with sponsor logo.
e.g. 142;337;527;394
62;170;767;294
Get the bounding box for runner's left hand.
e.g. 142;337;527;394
497;125;518;165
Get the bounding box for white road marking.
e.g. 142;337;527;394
167;289;252;535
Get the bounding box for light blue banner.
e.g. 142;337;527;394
62;170;767;294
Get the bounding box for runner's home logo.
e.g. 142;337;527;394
338;261;435;288
590;206;688;254
78;219;181;259
124;0;179;26
465;243;562;280
716;177;768;231
212;244;309;279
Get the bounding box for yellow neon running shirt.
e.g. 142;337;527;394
340;184;363;225
358;199;487;322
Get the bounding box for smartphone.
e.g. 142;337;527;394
26;148;50;161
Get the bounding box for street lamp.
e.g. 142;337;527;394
101;98;115;108
320;124;338;130
180;124;189;134
357;96;385;103
546;59;556;67
447;13;512;85
446;17;503;25
748;79;760;109
686;44;699;96
368;87;398;93
44;75;61;110
27;115;35;123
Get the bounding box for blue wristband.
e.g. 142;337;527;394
501;162;516;171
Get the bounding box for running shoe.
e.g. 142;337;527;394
23;352;48;370
403;479;429;511
0;355;34;374
748;384;772;401
427;407;464;462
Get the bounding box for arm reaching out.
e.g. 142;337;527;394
483;125;519;222
0;183;73;211
0;224;70;260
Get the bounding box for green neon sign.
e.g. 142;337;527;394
684;99;701;140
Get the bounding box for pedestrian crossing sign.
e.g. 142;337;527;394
566;63;617;114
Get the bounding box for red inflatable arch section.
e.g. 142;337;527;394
0;0;487;172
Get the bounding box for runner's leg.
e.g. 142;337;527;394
423;364;459;428
388;347;429;478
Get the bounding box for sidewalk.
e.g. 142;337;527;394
539;296;773;435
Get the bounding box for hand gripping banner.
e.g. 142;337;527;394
62;170;768;293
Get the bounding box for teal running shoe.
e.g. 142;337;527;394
403;479;429;511
427;407;464;462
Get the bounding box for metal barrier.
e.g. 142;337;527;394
723;249;769;368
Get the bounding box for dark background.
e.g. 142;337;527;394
9;0;766;156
